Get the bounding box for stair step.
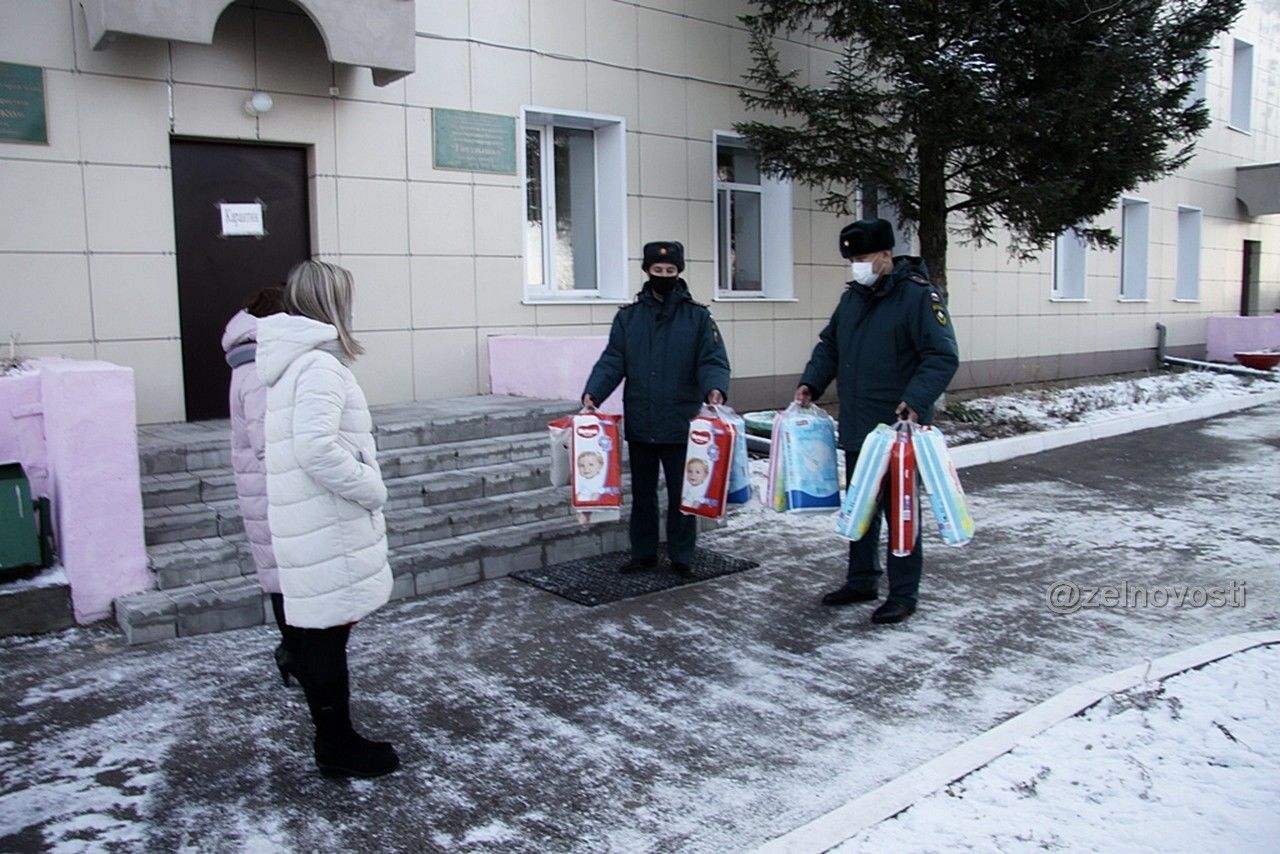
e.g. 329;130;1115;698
117;512;633;644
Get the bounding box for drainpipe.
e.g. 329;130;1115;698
1154;323;1275;377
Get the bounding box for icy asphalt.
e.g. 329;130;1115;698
1;404;1277;852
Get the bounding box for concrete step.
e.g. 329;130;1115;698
0;569;76;637
116;512;633;645
143;457;561;545
137;395;575;475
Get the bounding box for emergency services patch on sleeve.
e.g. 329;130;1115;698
711;319;722;344
932;305;949;326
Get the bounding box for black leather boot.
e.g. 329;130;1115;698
821;586;879;606
305;680;400;779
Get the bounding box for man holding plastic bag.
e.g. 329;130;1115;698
582;241;731;576
797;218;959;624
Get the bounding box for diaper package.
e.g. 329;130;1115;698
720;407;753;506
679;406;735;520
570;413;623;523
777;404;840;512
835;424;895;541
912;425;975;547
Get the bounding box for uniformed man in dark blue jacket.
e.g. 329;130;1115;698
797;219;959;624
583;241;731;576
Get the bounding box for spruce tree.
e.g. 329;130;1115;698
735;0;1244;295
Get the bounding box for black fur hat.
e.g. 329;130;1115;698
642;241;685;272
838;218;894;259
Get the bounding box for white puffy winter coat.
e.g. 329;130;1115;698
256;313;391;629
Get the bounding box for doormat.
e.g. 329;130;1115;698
511;547;759;606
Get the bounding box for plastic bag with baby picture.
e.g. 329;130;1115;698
570;412;623;524
679;406;735;519
777;403;840;512
547;416;573;486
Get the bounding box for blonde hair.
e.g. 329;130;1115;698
284;260;365;361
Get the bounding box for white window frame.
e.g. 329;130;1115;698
1175;205;1203;302
520;107;628;304
1119;197;1151;302
712;131;795;302
1230;38;1253;133
1051;228;1089;301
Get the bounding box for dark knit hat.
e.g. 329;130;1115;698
838;218;894;259
642;241;685;272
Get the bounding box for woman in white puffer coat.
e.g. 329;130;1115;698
257;259;398;779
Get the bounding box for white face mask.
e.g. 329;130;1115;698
850;261;878;285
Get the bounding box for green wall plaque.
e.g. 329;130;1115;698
0;62;47;145
432;108;517;174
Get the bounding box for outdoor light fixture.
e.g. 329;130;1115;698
243;91;274;116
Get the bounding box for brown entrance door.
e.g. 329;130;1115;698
170;139;310;421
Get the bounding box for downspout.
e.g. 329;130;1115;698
1155;323;1275;377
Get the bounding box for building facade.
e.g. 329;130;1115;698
1;0;1277;424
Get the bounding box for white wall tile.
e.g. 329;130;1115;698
343;255;412;331
639;197;689;247
637;73;687;136
585;0;637;66
685;18;733;83
475;257;535;325
416;0;469;38
411;256;476;328
532;55;588;110
471;0;530;47
531;0;587;57
336;178;409;255
732;319;774;376
405;108;472;183
350;330;414;406
90;255;180;340
84;165;175;253
257;94;337;176
0;254;92;343
0;161;85;253
96;339;186;424
336;101;408;180
470;44;530;115
473;185;523;256
2;0;75;69
171;83;259;141
639;134;688;199
638;7;686;76
76;76;170;166
413;328;480;398
406;38;471;110
587;64;638;127
685;81;734;140
409;182;474;255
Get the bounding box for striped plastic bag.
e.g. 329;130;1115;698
835;423;895;540
720;406;753;506
911;425;975;547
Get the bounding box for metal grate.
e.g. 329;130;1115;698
511;547;759;606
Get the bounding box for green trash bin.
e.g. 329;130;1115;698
0;462;55;574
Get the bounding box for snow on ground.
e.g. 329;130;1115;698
936;369;1280;445
836;643;1280;854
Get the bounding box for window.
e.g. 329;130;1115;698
713;133;793;299
1183;48;1209;110
523;108;626;301
1176;206;1202;301
1120;198;1150;300
1053;229;1088;300
1231;38;1253;131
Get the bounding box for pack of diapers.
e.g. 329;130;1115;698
912;425;975;547
720;407;753;506
570;413;623;523
776;404;840;512
679;406;735;520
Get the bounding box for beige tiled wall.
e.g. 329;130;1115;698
1;0;1277;423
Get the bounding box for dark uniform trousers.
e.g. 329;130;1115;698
845;449;923;606
628;441;696;564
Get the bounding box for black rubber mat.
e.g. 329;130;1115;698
511;547;759;606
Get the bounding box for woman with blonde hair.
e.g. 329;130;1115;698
257;259;397;778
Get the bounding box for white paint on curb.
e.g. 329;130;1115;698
948;387;1280;470
755;631;1280;854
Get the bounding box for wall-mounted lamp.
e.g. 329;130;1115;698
243;91;274;116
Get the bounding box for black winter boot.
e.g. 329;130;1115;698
304;680;399;779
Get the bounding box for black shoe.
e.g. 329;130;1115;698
620;556;658;574
671;561;693;577
315;730;400;779
870;600;917;624
274;643;302;688
821;586;879;606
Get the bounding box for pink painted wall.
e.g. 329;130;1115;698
488;336;624;414
0;359;150;623
1205;316;1280;363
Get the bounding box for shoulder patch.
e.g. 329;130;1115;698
932;305;949;327
711;318;722;344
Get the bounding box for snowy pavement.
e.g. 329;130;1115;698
1;402;1278;852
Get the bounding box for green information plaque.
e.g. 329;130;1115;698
432;108;516;174
0;62;47;145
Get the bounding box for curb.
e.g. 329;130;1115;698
948;387;1280;469
754;630;1280;854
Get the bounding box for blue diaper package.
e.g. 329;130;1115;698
778;405;840;512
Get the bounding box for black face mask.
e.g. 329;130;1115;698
648;275;678;296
